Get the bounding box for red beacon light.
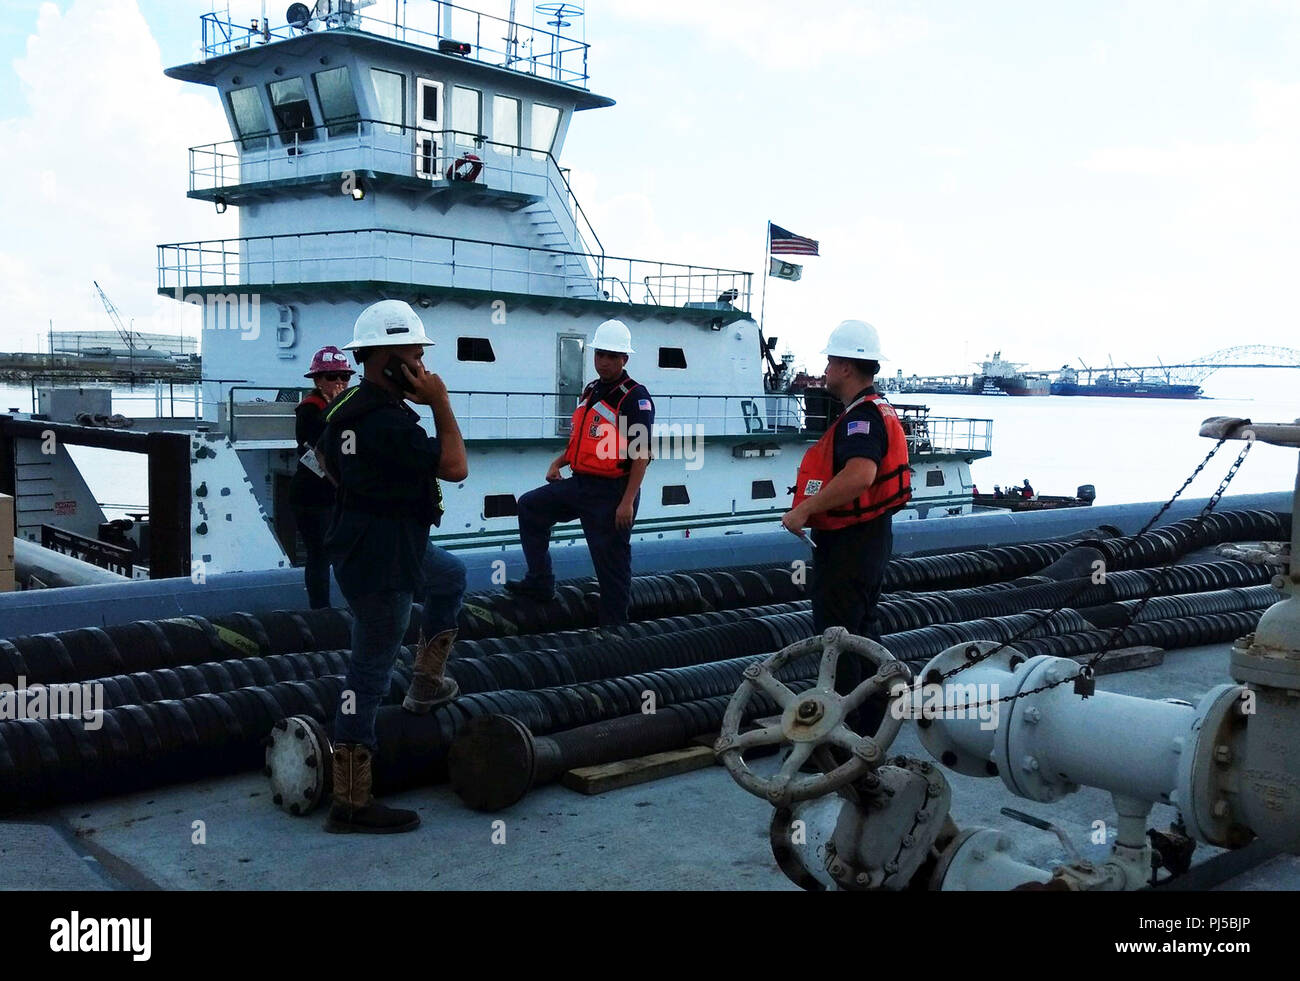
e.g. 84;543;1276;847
438;39;473;56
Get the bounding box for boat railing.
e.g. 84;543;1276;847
903;415;993;455
199;3;589;88
189;125;605;265
158;231;752;313
221;387;807;443
448;391;815;440
219;386;990;450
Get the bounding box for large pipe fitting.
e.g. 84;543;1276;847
1175;627;1300;854
916;643;1206;806
919;636;1300;857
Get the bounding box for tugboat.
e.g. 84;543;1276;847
1;2;996;579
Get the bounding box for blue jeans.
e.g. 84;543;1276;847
333;541;466;750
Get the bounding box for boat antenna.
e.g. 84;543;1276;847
505;0;520;65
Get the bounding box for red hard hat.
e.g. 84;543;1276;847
305;346;355;378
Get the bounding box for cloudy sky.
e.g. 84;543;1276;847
1;0;1298;376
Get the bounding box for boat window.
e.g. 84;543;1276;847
530;103;560;160
662;485;690;506
418;79;442;126
370;68;406;134
453;86;481;146
751;480;776;500
926;470;945;487
228;86;271;149
658;347;687;369
457;338;496;362
267;77;317;145
493;95;520;153
312;67;360;138
484;494;518;518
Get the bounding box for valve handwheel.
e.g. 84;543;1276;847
716;627;911;806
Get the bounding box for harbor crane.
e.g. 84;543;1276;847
92;280;142;360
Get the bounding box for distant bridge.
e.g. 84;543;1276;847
1039;345;1300;386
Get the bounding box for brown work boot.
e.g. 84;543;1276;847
323;743;420;834
402;629;459;714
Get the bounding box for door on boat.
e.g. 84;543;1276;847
415;78;444;179
555;334;586;436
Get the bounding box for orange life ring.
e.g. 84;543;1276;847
446;153;483;183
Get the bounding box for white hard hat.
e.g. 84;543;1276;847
343;299;435;350
821;319;886;361
591;319;635;354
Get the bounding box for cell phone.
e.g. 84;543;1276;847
382;355;418;393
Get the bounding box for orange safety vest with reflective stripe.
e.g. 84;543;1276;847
791;393;912;530
565;376;640;478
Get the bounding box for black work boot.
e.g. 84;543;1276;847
323;743;420;834
504;577;556;602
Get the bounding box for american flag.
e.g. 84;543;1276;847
769;223;820;256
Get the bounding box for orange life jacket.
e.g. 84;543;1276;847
565;376;641;478
792;393;912;530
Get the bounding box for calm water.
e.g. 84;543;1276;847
3;369;1297;521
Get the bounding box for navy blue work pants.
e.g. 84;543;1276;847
811;516;893;737
517;473;639;626
293;504;333;610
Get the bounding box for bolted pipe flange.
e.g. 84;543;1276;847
265;714;332;816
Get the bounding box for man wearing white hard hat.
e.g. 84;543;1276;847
315;299;469;834
783;319;912;735
506;319;654;627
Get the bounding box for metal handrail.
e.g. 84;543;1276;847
189;123;605;265
605;276;634;304
158;229;752;312
219;386;990;450
198;4;590;88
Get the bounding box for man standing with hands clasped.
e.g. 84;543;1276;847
783;319;912;736
506;319;653;628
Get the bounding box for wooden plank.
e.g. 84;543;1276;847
1077;645;1165;676
561;745;718;796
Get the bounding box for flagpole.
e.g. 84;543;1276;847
758;221;771;337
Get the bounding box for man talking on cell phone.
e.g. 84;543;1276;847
316;299;469;835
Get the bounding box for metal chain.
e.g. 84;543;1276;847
941;437;1255;713
933;433;1251;691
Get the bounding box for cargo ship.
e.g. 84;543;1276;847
971;351;1050;396
1051;366;1202;399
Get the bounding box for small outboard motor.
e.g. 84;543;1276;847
1076;484;1097;503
